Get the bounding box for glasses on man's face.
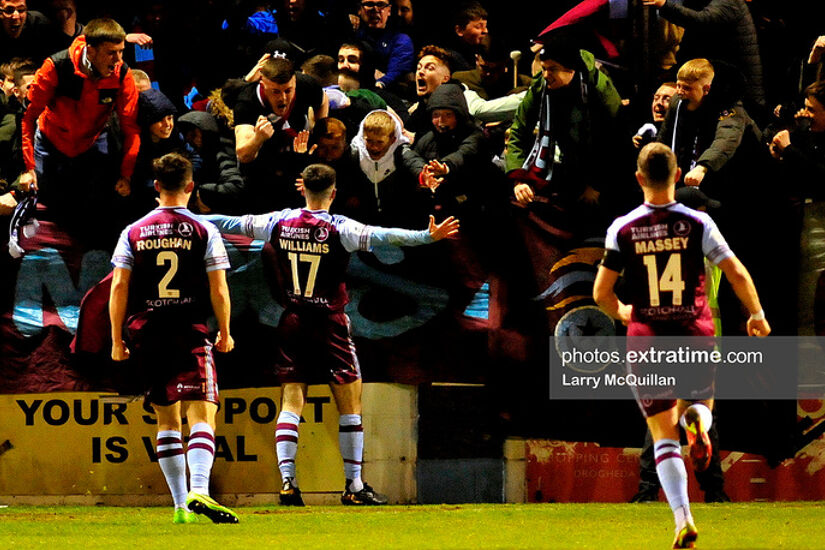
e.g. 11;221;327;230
1;6;27;15
361;1;390;10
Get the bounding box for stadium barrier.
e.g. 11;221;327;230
0;384;417;505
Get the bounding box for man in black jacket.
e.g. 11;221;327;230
642;0;765;117
405;82;492;220
656;59;762;205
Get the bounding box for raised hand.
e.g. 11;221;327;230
427;159;449;176
254;115;275;140
293;130;316;154
428;215;460;241
420;165;444;192
245;53;271;82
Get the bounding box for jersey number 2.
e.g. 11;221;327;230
642;253;684;306
288;252;320;298
157;251;180;298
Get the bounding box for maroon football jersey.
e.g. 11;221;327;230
270;209;358;311
602;202;732;325
112;207;230;319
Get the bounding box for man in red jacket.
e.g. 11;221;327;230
19;17;139;239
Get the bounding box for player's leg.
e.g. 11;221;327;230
182;400;238;523
331;379;387;505
277;382;307;505
184;400;218;497
678;398;714;472
153;402;196;524
648;406;697;549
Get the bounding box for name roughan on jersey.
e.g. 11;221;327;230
135;237;193;251
112;207;230;317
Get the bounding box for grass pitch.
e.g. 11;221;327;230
1;502;824;549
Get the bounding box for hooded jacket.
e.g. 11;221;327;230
351;109;410;185
132;89;184;202
405;83;490;207
348;109;420;226
22;35;140;181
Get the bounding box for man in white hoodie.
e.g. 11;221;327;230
343;109;423;228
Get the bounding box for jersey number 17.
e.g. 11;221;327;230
288;252;321;297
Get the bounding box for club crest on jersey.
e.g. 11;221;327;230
177;222;194;237
673;220;691;237
314;227;330;242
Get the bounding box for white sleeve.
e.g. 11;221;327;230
205;211;288;241
464;88;526;123
605;220;621;252
701;215;734;265
111;226;134;270
336;216;373;252
204;223;231;272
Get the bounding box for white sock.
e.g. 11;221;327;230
680;403;713;432
654;438;691;527
276;411;301;483
339;414;364;492
156;430;187;507
187;423;216;495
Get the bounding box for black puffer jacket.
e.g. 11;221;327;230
180;111;248;215
657;60;764;204
659;0;764;110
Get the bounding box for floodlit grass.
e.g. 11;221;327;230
1;502;824;549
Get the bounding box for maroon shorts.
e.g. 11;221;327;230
627;320;715;418
126;312;219;413
276;308;361;385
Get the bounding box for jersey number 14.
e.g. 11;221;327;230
642;253;685;306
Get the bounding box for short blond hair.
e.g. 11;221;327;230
363;111;396;136
677;58;714;84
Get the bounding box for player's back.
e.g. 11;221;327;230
114;207;219;320
271;209;353;312
605;202;730;326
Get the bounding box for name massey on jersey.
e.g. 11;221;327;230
633;237;689;254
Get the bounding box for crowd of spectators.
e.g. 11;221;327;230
0;0;822;338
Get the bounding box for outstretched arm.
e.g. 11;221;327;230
366;216;460;249
716;256;770;337
205;213;280;241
